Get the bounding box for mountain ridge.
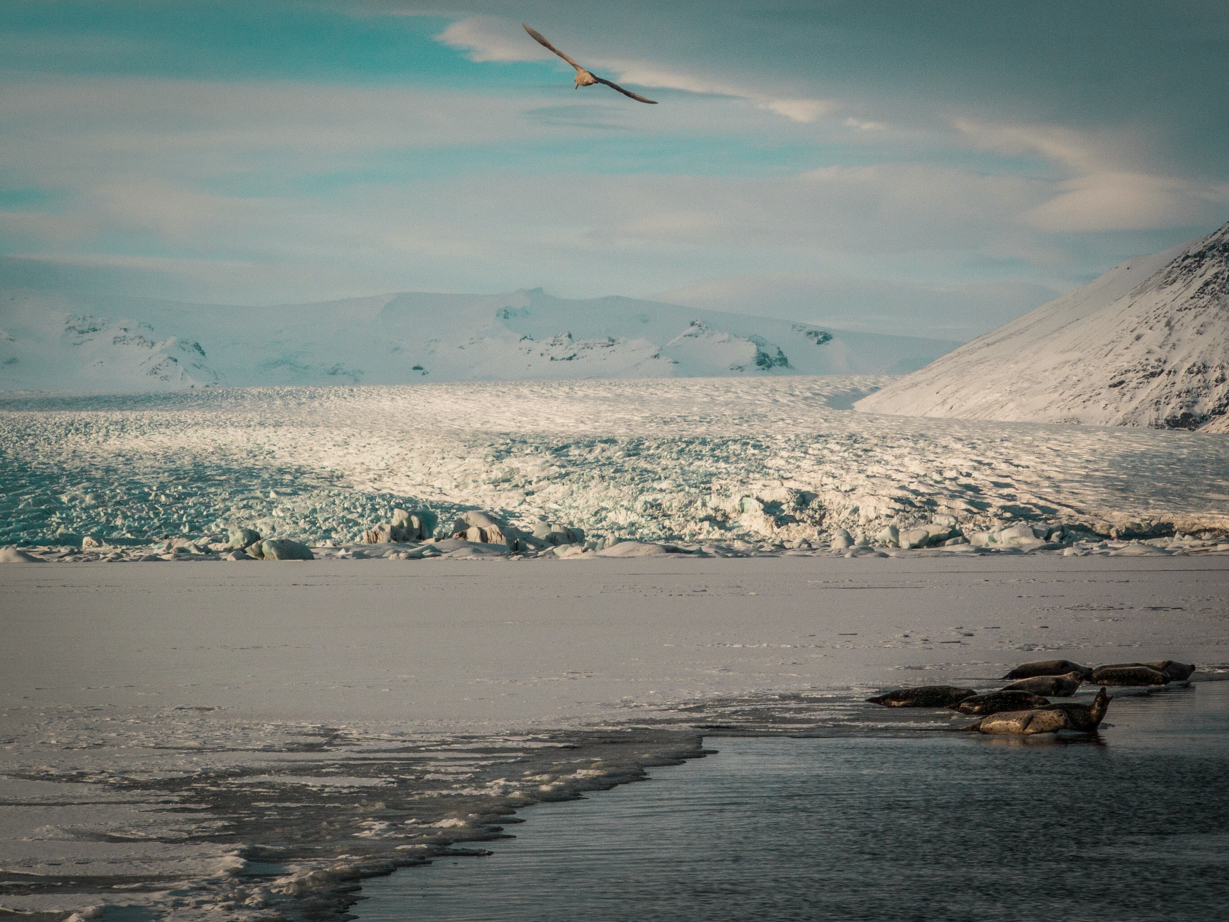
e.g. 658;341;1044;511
0;287;958;393
856;222;1229;431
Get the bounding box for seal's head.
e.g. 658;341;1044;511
1091;686;1112;722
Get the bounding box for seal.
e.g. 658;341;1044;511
1002;671;1083;697
1046;687;1113;733
970;708;1069;735
970;688;1111;735
1088;664;1170;686
1002;659;1092;681
950;690;1051;715
1143;660;1195;682
866;686;977;708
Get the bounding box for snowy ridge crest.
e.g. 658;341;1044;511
856;221;1229;430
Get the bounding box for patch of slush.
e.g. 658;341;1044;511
0;703;707;922
0;693;1027;921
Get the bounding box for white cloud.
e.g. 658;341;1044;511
1025;172;1229;232
762;99;835;123
436;16;553;63
656;271;1059;341
799;164;1037;233
953;117;1227;231
93;177;239;239
0;163;1053;306
0;77;549;190
953;118;1104;172
592;61;836;125
616;209;737;242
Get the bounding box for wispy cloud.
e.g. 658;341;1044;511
657;271;1058;341
953;119;1107;172
843;117;887;132
1027;172;1229;233
437;15;553;63
0;160;1053;307
762;99;836;124
436;15;839;124
799;164;1037;240
954;117;1229;231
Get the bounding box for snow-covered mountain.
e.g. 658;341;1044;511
0;287;958;393
856;221;1229;430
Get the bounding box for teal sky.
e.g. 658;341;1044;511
2;0;1226;339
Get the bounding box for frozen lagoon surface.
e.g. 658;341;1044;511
360;684;1229;922
2;380;1229;919
3;557;1228;921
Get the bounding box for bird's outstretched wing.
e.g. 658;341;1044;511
593;76;657;104
523;24;583;71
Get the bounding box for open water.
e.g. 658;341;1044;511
358;682;1229;922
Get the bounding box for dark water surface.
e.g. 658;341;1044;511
358;683;1229;922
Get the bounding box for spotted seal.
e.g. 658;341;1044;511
866;686;977;708
949;690;1051;715
971;688;1111;735
1046;688;1113;733
1002;659;1092;681
1089;664;1170;686
1143;660;1195;682
1002;671;1083;697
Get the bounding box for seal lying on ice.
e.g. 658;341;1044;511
1002;659;1092;681
1002;672;1083;697
866;686;977;708
1143;660;1195;682
1045;688;1114;733
1089;664;1170;686
970;688;1111;735
949;690;1051;715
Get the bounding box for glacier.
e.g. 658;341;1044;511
3;379;1227;555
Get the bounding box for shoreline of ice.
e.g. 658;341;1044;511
6;533;1229;564
1;709;712;922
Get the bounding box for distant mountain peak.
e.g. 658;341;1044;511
1;287;959;394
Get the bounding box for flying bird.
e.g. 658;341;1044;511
523;24;657;104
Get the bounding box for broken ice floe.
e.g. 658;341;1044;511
1;380;1226;561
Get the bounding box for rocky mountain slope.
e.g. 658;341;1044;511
856;221;1229;430
0;288;957;393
